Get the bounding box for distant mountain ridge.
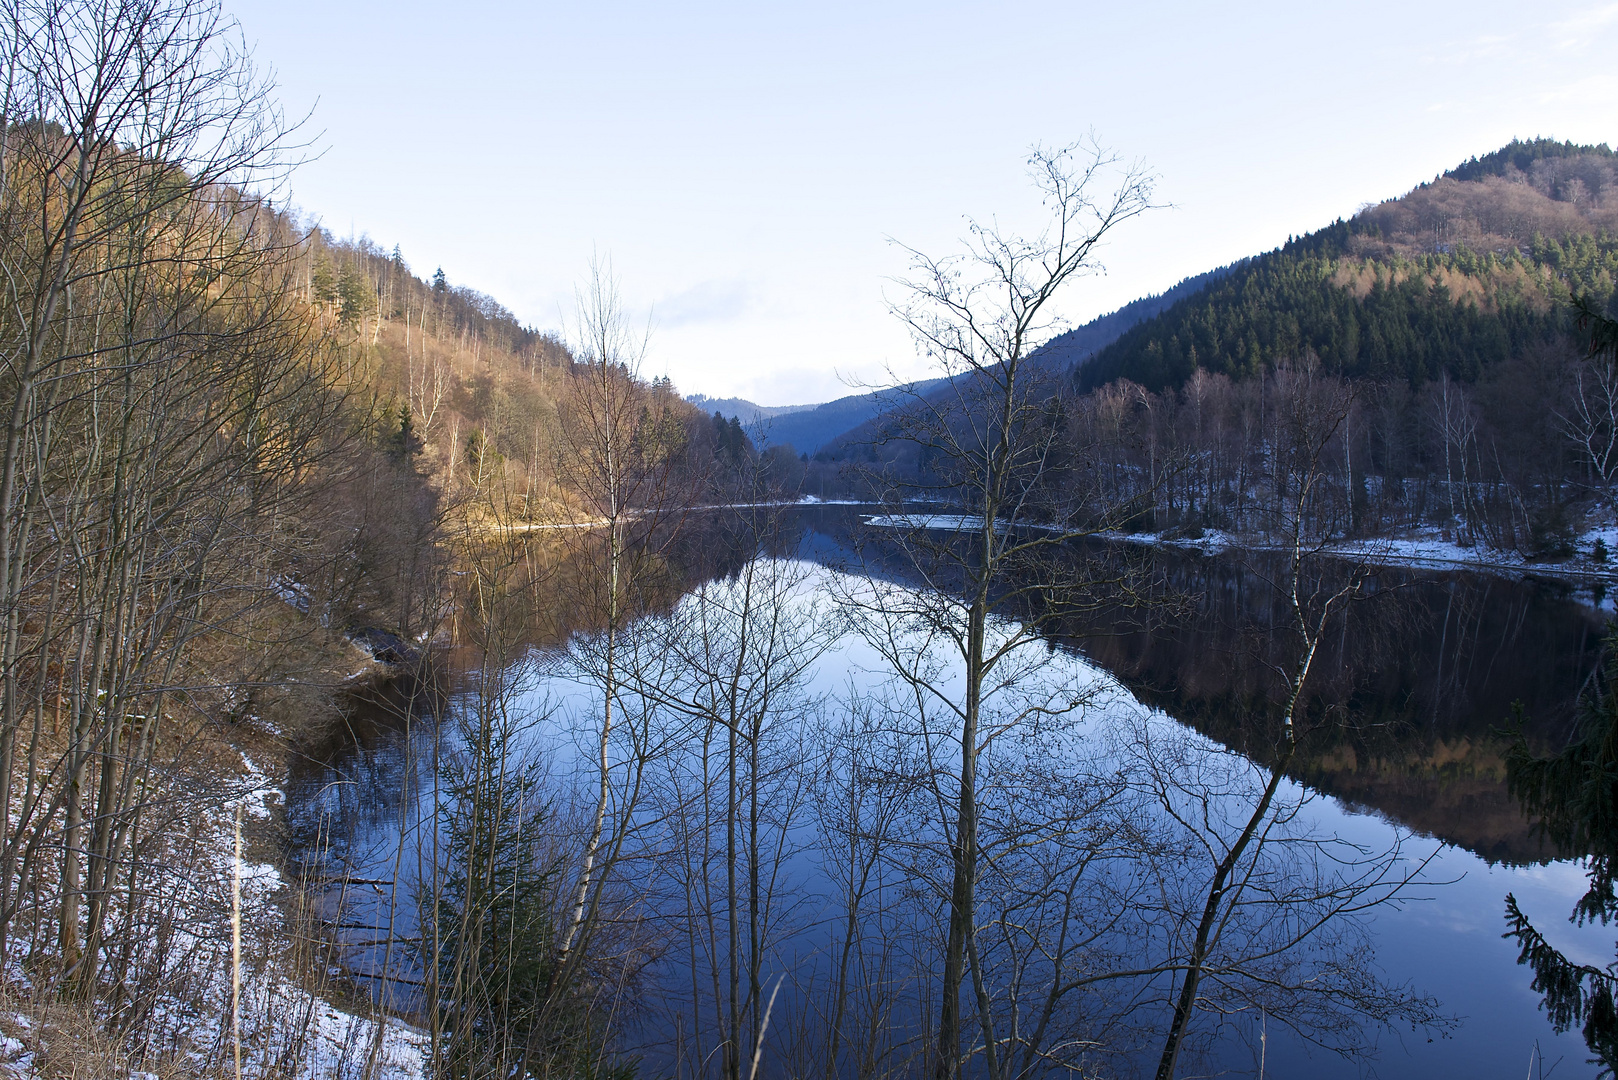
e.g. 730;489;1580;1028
690;383;949;455
686;394;818;425
693;270;1232;455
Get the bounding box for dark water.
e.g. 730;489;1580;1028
801;505;1611;859
1060;548;1608;866
288;505;1617;1078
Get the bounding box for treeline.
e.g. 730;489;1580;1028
292;229;777;517
1077;142;1618;394
1064;344;1600;556
816;337;1608;559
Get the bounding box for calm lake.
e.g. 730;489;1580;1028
288;505;1615;1079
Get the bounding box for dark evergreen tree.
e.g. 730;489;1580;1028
1578;292;1618;361
1505;633;1618;1075
311;255;338;306
337;262;372;325
389;403;423;466
710;410;727;453
423;717;570;1079
711;410;749;461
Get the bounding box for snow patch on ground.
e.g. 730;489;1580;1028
0;751;427;1080
1109;522;1618;589
0;1031;32;1080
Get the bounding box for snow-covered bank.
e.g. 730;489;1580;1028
1108;525;1618;588
0;751;427;1080
857;506;1618;589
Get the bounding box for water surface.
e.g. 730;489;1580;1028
287;505;1615;1078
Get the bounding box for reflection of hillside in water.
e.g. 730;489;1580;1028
789;506;1608;864
286;509;803;858
291;505;1611;875
1073;553;1605;863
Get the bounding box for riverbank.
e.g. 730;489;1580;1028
0;735;427;1080
1108;524;1618;591
859;504;1618;590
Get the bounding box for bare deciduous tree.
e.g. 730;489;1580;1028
1558;355;1618;516
0;0;352;1005
864;140;1155;1080
547;258;693;1010
1150;368;1444;1079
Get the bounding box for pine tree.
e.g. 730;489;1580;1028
311;256;338;306
338;263;372;325
389;403;423;466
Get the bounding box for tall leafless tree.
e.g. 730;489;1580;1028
547;258;693;1011
1149;367;1443;1079
862;140;1155;1080
0;0;350;1003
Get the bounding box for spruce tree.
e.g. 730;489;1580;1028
423;719;581;1078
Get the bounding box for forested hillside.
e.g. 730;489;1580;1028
0;3;783;1070
297;231;762;520
1077;139;1618;392
805;142;1618;563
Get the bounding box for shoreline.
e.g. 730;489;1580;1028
1107;528;1618;589
847;505;1617;589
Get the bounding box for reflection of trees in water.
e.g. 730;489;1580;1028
1504;632;1618;1072
283;512;808;892
285;504;1598;1072
1056;549;1605;863
791;507;1607;863
285;510;1458;1075
283;665;448;884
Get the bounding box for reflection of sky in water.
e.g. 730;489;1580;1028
1263;801;1599;1077
290;542;1608;1079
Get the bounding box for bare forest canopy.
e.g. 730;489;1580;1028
289;228;781;522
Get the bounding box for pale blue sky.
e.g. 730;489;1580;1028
223;0;1618;405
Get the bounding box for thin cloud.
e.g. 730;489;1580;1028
656;278;754;328
1551;1;1618;45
